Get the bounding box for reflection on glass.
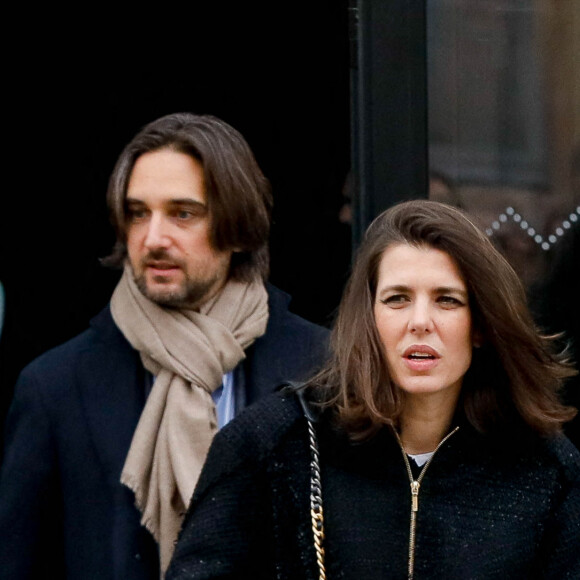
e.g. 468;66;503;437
427;0;579;292
427;0;579;442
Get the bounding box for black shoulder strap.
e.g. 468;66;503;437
280;380;320;424
287;381;326;579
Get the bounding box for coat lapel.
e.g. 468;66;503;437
75;307;145;483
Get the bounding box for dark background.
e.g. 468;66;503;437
0;3;353;427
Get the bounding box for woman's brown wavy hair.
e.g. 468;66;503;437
309;199;577;440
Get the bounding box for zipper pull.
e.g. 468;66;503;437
410;480;420;512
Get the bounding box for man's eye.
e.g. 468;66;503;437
176;210;193;220
127;209;148;221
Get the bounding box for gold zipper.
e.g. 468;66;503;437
395;427;459;579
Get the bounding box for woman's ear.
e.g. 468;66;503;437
472;330;484;348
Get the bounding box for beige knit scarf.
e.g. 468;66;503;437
110;264;268;576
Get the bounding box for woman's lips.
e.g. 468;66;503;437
402;345;440;371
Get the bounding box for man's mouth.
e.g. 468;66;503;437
142;261;182;280
144;260;179;270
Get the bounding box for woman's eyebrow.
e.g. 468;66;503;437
435;286;468;298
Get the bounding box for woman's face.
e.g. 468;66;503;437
373;243;475;405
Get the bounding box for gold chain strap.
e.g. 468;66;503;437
307;417;326;579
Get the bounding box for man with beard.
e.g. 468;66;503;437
0;113;329;579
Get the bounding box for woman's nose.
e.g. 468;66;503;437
408;301;434;334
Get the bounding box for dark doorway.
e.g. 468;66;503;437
0;4;352;424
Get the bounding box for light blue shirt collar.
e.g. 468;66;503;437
212;370;236;429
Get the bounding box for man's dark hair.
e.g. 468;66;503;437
104;112;273;281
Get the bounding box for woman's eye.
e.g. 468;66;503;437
438;295;463;307
381;294;408;306
127;209;148;221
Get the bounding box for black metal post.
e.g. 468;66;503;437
349;0;428;248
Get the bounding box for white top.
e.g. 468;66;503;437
408;451;434;467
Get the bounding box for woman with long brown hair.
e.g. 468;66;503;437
168;200;580;579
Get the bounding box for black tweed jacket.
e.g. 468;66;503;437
168;390;580;579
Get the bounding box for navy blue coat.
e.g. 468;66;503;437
0;285;329;579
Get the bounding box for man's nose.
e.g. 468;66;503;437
143;214;171;249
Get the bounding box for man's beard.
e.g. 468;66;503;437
131;251;224;309
133;272;220;309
